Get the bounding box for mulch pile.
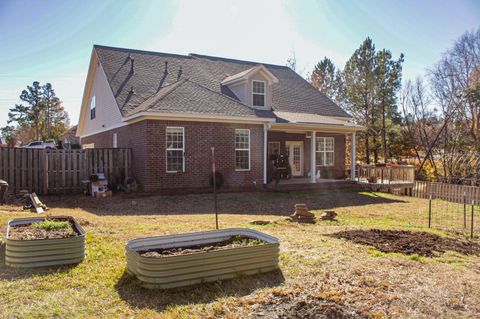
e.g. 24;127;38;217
250;293;366;319
9;223;78;240
332;229;480;257
139;236;266;258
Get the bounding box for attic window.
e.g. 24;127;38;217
252;80;265;107
90;96;96;120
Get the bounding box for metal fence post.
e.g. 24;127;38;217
429;193;433;228
471;200;475;240
211;147;218;230
464;191;467;229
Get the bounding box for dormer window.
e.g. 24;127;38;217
252;80;266;107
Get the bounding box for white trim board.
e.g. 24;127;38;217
124;112;275;123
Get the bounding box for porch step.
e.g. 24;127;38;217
266;180;359;192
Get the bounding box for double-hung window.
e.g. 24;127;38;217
316;137;334;166
252;81;266;107
90;96;96;120
166;127;185;173
235;129;250;170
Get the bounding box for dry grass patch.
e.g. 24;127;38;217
1;189;480;318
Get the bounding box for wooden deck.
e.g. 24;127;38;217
356;165;415;191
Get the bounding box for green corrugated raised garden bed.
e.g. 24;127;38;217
126;228;280;289
5;216;86;268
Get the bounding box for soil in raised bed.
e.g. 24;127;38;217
250;293;367;319
331;229;480;257
139;235;267;258
9;219;80;240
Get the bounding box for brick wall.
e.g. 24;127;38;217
267;131;346;179
82;120;264;192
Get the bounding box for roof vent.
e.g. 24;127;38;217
177;65;183;80
130;86;135;95
128;55;135;73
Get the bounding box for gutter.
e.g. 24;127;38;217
270;122;365;133
123;112;276;124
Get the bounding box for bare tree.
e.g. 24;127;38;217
429;28;480;182
430;29;480;151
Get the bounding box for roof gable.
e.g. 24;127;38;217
221;64;279;86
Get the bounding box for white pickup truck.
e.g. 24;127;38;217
23;140;56;149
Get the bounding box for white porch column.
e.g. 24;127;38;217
310;131;316;183
263;124;268;186
350;132;356;180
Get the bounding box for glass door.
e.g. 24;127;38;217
286;141;303;176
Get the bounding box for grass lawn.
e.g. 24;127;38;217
1;189;480;318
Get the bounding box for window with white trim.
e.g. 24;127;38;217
112;133;117;148
316;137;334;166
90;96;96;119
235;129;250;170
252;80;265;107
166;127;185;172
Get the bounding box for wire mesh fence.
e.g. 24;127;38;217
410;191;480;239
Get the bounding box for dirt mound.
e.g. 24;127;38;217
332;229;480;257
250;294;366;319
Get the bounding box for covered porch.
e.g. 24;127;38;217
262;112;363;187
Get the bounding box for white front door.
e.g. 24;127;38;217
286;141;303;176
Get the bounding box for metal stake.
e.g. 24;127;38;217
211;147;218;230
471;200;475;240
428;193;432;228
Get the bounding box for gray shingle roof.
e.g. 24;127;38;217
137;78;272;118
94;45;350;120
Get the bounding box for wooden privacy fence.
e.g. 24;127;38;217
0;148;131;194
413;180;480;204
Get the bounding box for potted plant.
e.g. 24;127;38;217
126;228;279;289
5;216;86;268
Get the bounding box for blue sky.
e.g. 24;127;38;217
1;0;479;129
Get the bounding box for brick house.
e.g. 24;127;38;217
77;45;363;192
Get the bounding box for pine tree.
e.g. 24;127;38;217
310;57;344;105
3;81;69;144
7;81;44;141
375;49;404;161
343;37;378;164
42;83;61;139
